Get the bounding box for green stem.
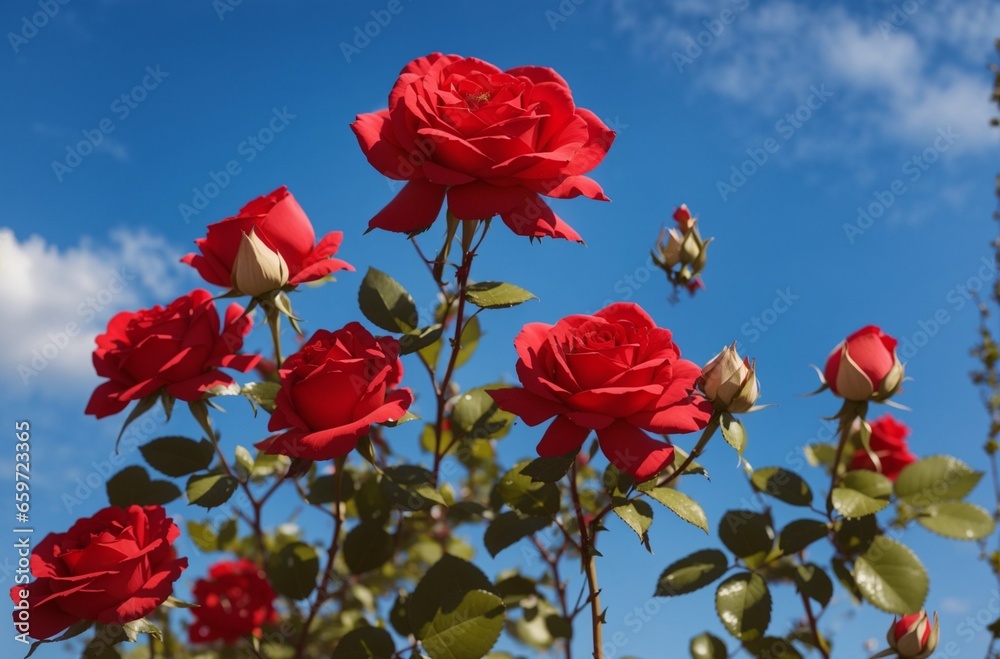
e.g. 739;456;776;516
569;460;603;659
267;307;284;367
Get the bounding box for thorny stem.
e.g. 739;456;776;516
569;460;603;659
799;580;829;659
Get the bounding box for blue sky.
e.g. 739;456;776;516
2;0;999;656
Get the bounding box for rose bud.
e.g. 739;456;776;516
887;611;939;658
701;344;760;413
230;229;289;297
652;205;711;292
824;326;904;402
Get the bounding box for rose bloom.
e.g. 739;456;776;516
824;325;904;402
189;559;277;645
489;303;712;481
256;323;413;460
181;186;353;291
9;505;186;640
849;414;917;481
85;289;260;419
352;53;615;242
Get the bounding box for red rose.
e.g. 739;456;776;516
352;53;615;241
189;559;277;644
85;289;260;418
9;505;186;640
849;414;917;481
824;325;904;402
256;323;413;460
181;186;353;291
489;303;712;481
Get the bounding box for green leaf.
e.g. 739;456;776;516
646;487;708;533
464;281;537;309
306;472;356;505
672;446;709;479
720;413;746;455
139;436;215;477
804;443;837;467
689;632;728;658
750;467;813;507
484;512;551;557
793;563;833;607
520;452;577;483
656;549;729;597
331;626;395;659
452;385;515;440
613;498;654;541
121;618;161;643
777;519;829;555
499;461;562;517
742;637;804;658
23;619;93;658
917;501;995;540
831;470;892;519
106;466;181;507
495;575;538;607
233;445;255;481
358;267;418;332
266;541;319;600
186;519;236;552
343;522;394;574
408;554;498;640
831;557;861;604
455;314;481;368
715;573;771;641
853;536;928;614
241;381;280;414
420;589;506;659
114;394;159;452
185;473;238;509
718;511;773;565
894;455;984;506
835;515;878;554
390;591;412;637
400;324;444;355
381;466;446;512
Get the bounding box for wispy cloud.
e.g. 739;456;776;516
32;122;130;163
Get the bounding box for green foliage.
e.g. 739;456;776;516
499;461;562;517
750;467;813;507
852;536;928;614
139;436;215;477
646;487;709;533
106;466;181;507
830;470;892;518
656;549;729;597
715;572;771;641
464;281;537;309
358;267;418;332
484;512;551;557
185;473;238;509
267;541;319;600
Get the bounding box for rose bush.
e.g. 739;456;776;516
84;289;259;418
489;302;712;481
352;53;615;241
256;322;413;460
181;186;353;293
9;505;186;640
189;559;277;645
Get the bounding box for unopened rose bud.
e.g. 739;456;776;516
887;611;939;659
824;326;904;402
231;229;289;297
701;344;759;413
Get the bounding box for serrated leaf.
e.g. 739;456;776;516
359;267;418;332
804;443;837;467
464;281;537;309
715;573;771;641
186;473;238;509
720;413;746;455
420;589;505;659
647;487;708;533
234;445;255;481
381;466;446;511
499;461;561;517
344;522;394;574
241;381;280;414
894;455;984;506
484;512;551;557
656;549;729;597
139;436;215;477
400;324;444;355
718;510;773;565
793;563;833;607
613;498;654;541
106;466;181;508
777;519;829;555
452;385;515;441
331;626;395;659
306;472;355;505
267;541;319;600
831;470;892;518
690;631;728;658
917;501;995;540
853;536;928;614
408;554;497;639
751;467;812;507
521;452;577;483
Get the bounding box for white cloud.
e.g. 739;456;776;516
607;0;997;154
0;228;191;396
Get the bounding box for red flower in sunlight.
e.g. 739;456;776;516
256;323;413;460
489;303;712;481
189;559;277;645
85;289;259;418
181;186;353;293
824;325;904;402
352;53;615;241
849;414;917;481
9;505;186;640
